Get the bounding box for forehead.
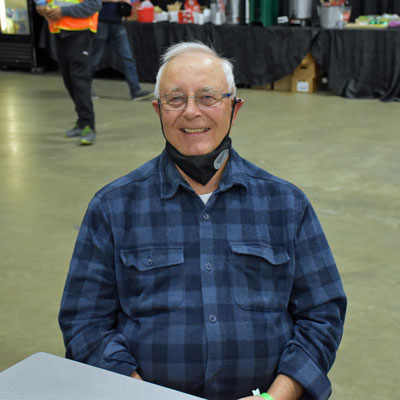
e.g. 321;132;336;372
160;52;227;93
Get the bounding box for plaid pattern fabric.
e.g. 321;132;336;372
59;148;346;400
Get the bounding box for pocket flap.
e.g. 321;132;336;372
230;242;289;265
120;246;184;271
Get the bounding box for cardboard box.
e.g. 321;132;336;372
291;76;321;94
273;74;292;91
293;52;320;80
293;62;319;79
299;52;315;65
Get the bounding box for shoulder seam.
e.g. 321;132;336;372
245;170;304;195
96;169;160;199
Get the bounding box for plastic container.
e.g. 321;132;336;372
137;6;154;22
168;11;179;22
178;10;194;23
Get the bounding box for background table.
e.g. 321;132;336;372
122;23;317;86
101;22;400;102
40;21;400;101
0;352;204;400
312;27;400;101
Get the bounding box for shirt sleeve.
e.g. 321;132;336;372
58;194;138;376
277;201;347;400
61;0;102;19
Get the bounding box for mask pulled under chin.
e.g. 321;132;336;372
165;135;232;186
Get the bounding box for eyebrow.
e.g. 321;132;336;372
164;87;220;95
167;87;182;93
199;87;217;92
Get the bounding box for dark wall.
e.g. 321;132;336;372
349;0;400;18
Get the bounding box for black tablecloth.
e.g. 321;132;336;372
312;28;400;101
124;23;318;86
122;22;400;101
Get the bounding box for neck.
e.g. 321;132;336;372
176;157;228;195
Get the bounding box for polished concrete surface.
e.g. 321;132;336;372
0;70;399;399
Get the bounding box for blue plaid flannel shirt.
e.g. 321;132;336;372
59;147;346;400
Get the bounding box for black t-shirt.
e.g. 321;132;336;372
99;2;122;23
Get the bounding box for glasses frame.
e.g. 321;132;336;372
159;91;233;111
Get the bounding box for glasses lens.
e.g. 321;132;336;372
161;90;225;110
163;94;186;109
197;91;221;108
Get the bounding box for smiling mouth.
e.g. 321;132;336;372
181;128;210;134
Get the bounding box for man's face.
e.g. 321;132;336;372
152;52;243;156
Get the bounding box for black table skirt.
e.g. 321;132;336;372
312;28;400;101
124;23;318;86
122;22;400;102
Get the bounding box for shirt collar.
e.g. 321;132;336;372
159;147;248;200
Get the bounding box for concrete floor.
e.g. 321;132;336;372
0;70;399;399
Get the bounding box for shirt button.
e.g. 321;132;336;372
209;314;217;323
205;263;212;271
147;258;154;266
203;213;210;220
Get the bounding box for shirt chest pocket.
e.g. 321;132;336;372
230;242;292;312
120;246;184;315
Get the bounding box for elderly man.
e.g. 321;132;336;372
59;42;346;400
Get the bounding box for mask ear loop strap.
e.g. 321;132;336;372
226;97;241;137
158;99;167;140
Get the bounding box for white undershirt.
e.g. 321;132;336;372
198;192;213;204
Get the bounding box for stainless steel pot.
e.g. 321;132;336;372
289;0;313;20
318;5;351;29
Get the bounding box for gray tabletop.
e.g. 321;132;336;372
0;352;205;400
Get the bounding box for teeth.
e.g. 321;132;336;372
183;128;207;133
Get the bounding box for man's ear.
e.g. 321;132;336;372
152;99;160;116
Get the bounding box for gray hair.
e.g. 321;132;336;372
154;41;237;98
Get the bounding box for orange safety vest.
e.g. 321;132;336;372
48;0;98;33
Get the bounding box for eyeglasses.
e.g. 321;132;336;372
159;90;232;111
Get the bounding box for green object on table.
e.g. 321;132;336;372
249;0;279;27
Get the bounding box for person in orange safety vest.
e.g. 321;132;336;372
36;0;101;145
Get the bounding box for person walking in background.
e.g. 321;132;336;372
36;0;101;146
91;0;152;101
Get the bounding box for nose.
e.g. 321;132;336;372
182;96;201;117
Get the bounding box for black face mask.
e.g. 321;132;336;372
165;135;231;185
159;98;240;186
